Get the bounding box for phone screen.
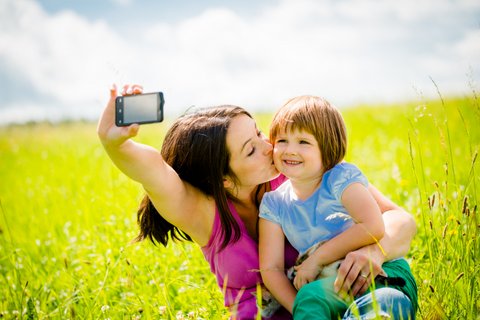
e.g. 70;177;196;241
124;94;158;123
116;92;164;126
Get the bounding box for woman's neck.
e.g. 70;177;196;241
230;184;267;241
232;182;268;207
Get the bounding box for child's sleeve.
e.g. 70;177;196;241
259;192;282;225
328;163;369;201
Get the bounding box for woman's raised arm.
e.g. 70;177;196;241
97;84;212;244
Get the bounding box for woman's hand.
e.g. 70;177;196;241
334;208;416;298
333;244;387;298
97;84;143;148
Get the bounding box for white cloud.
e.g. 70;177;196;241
453;29;480;62
0;0;479;124
109;0;132;6
0;0;134;123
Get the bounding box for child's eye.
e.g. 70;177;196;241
247;147;256;156
299;140;310;144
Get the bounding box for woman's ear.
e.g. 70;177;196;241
223;176;234;189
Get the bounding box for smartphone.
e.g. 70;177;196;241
115;92;164;126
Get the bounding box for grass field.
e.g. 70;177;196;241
1;93;479;319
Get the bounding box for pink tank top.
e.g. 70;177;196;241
201;175;298;319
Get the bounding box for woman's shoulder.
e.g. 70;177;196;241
269;174;288;191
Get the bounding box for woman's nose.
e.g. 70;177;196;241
262;138;273;155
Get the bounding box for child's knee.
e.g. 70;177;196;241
298;277;335;299
295;281;323;304
293;282;330;319
293;278;347;319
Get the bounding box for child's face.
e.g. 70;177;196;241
272;128;323;182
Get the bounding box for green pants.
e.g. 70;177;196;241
292;258;418;320
293;276;347;319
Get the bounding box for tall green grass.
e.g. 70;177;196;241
0;122;226;319
343;94;480;319
0;94;479;319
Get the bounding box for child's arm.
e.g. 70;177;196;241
259;218;297;314
293;182;385;289
97;84;212;245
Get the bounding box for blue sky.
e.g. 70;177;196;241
0;0;479;124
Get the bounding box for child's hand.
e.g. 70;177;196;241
97;84;143;147
293;256;321;290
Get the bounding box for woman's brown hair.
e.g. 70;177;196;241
135;105;257;251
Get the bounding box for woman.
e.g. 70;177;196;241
97;84;417;319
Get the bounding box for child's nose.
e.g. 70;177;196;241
285;144;297;155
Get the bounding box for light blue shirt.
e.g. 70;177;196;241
259;162;368;254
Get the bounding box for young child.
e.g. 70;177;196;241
258;95;386;315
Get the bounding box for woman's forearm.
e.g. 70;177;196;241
367;184;416;260
102;138;165;187
378;209;417;261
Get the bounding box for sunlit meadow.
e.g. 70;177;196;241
1;91;479;319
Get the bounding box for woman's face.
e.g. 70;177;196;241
226;114;279;190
